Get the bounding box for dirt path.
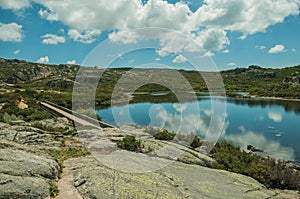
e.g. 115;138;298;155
56;164;83;199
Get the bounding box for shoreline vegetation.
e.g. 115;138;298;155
0;58;300;196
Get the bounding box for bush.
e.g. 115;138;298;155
190;136;203;148
210;141;300;190
116;135;141;152
0;112;23;123
154;129;176;141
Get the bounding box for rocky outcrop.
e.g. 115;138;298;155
0;148;59;179
0;140;60;199
0;118;73;151
7;65;58;84
0;119;299;199
77;127;216;168
0;118;73;198
0;58;79;84
45;78;75;89
64;155;295;199
0;124;63;151
0;173;50;199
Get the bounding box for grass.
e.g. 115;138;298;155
49;137;90;163
49;181;59;197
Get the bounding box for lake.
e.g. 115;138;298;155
97;96;300;163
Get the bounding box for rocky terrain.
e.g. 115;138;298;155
0;118;299;198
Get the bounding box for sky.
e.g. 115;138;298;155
0;0;300;71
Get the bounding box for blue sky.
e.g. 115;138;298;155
0;0;300;71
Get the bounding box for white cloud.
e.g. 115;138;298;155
38;9;58;20
42;34;65;45
268;44;286;54
292;48;297;52
0;0;30;10
268;111;282;123
37;56;49;64
68;29;101;44
203;51;214;57
173;104;187;113
172;55;187;63
0;22;23;42
256;45;266;50
67;60;76;65
33;0;300;53
195;28;229;51
192;0;300;38
227;62;236;66
13;49;20;55
222;49;229;53
156;49;171;57
154;57;161;61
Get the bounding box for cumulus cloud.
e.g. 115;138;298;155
195;28;229;51
0;22;23;42
67;60;76;65
154;57;161;61
227;62;236;66
222;49;229;53
68;29;101;44
192;0;299;38
13;49;20;55
268;44;286;54
37;56;49;63
42;34;65;45
268;111;283;122
172;55;187;63
33;0;300;54
292;48;297;52
0;0;30;10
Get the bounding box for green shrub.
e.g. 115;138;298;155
116;135;141;152
49;181;59;197
190;136;203;148
0;112;23;123
154;129;176;141
210;141;300;190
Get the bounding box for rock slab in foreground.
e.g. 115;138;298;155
65;153;290;199
0;146;60;199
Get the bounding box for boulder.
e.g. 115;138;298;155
0;147;60;199
0;148;59;179
0;173;50;199
64;156;291;199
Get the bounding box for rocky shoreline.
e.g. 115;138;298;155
0;118;299;198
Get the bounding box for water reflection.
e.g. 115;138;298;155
97;97;300;163
226;98;300;114
268;111;283;123
224;126;295;161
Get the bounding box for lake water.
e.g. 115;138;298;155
97;96;300;163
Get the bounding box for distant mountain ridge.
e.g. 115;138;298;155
0;57;299;99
